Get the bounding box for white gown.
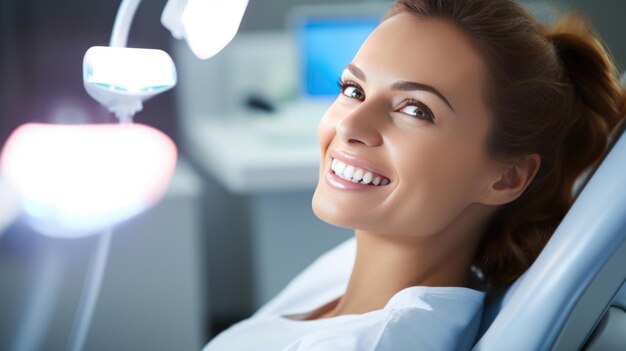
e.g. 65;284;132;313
204;237;485;351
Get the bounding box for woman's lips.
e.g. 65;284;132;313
324;149;392;191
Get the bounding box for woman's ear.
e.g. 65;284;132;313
481;154;541;206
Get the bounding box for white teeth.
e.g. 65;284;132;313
343;165;355;179
353;169;363;181
335;161;346;174
362;172;373;184
372;177;381;186
330;158;390;186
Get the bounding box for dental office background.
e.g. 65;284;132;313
0;0;624;350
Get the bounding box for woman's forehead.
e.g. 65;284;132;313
351;13;486;99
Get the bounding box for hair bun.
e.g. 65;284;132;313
546;14;625;132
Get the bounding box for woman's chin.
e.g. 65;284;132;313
312;188;361;230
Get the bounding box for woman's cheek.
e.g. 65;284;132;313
317;111;336;148
395;142;476;233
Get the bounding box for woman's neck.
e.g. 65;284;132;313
318;204;491;319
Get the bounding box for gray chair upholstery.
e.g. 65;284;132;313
474;121;626;351
584;282;626;350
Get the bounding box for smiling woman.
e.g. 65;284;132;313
204;0;626;350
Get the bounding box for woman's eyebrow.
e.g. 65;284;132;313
391;81;455;112
347;64;367;82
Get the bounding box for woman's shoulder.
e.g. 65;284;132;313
384;286;485;349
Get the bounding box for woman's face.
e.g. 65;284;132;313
312;13;500;237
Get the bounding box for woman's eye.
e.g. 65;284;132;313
341;85;365;101
399;102;434;122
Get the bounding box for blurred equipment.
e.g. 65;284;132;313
0;123;177;238
83;47;177;122
162;0;249;60
0;176;19;237
84;0;249;122
0;0;248;350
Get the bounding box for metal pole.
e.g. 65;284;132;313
66;228;113;351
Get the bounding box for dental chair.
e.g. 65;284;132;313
473;120;626;351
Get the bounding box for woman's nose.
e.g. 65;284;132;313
335;105;384;147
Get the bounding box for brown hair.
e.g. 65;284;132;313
385;0;626;287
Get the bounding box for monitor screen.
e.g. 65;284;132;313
298;17;380;97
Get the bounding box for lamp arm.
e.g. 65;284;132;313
110;0;143;47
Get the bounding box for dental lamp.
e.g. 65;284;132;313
0;0;248;350
84;0;249;122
